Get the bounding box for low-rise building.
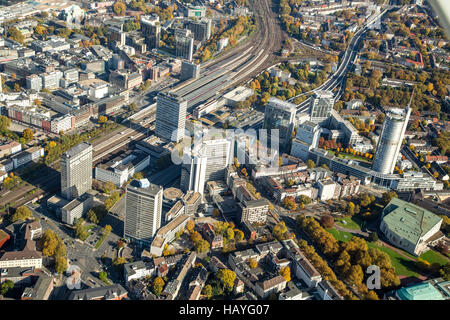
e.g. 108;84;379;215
380;198;443;256
95;150;150;187
20;275;54;300
317;280;344;300
150;214;192;256
68;284;128;300
255;275;287;299
124;260;155;285
61;192;94;225
394;278;450;300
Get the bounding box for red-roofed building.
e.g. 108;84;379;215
0;230;10;249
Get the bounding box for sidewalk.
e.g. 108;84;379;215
334;224;369;237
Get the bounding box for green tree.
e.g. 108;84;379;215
98;271;109;284
195;239;210;253
0;280;14;296
7;27;25;44
202;284;213;298
440;263;450;281
102;225;112;236
0;115;11;131
306;159;316;168
226;228;235;240
382;191;398;205
87;209;99;224
103;181;116;194
74;219;88;240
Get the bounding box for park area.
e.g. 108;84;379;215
327;225;449;278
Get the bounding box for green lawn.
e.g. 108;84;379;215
335;216;363;230
419;250;449;266
327;228;353;242
367;242;419;277
337;153;373;164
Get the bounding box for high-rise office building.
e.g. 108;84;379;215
310;90;334;124
108;25;126;47
186;18;211;42
372;106;411;174
180;60;200;81
60;142;93;201
124;179;163;247
155;92;187;142
181;136;232;195
175;29;194;62
263;97;297;152
290;120;321;161
140;14;161;49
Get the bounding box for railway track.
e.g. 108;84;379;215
1;0;283;211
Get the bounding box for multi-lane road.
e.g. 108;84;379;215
289;8;391;114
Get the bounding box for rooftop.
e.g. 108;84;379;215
382;198;443;245
62;142;92;158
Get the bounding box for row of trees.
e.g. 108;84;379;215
39;229;68;274
298;216;400;295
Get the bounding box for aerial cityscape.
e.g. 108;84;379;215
0;0;449;303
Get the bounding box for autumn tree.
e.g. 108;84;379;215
217;269;236;292
306;159;316;169
98;115;107;123
280;266;291;282
152;276;165;295
190;231;202;243
320;215;335;229
10;206;33;222
202;284;213;298
249;258;258;269
40;230;59;257
195;239;210;253
186;219;195;233
382;191;398;205
113;1;126;16
55;256;68;274
226;228;235;240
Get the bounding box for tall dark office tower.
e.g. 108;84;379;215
140;14;161;49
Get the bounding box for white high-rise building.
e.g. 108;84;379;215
175;28;194;62
124;179;163;247
60;142;93;201
310;90;334;124
291;121;321;161
372;106;411;174
155;92;187;143
180;136;232;195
